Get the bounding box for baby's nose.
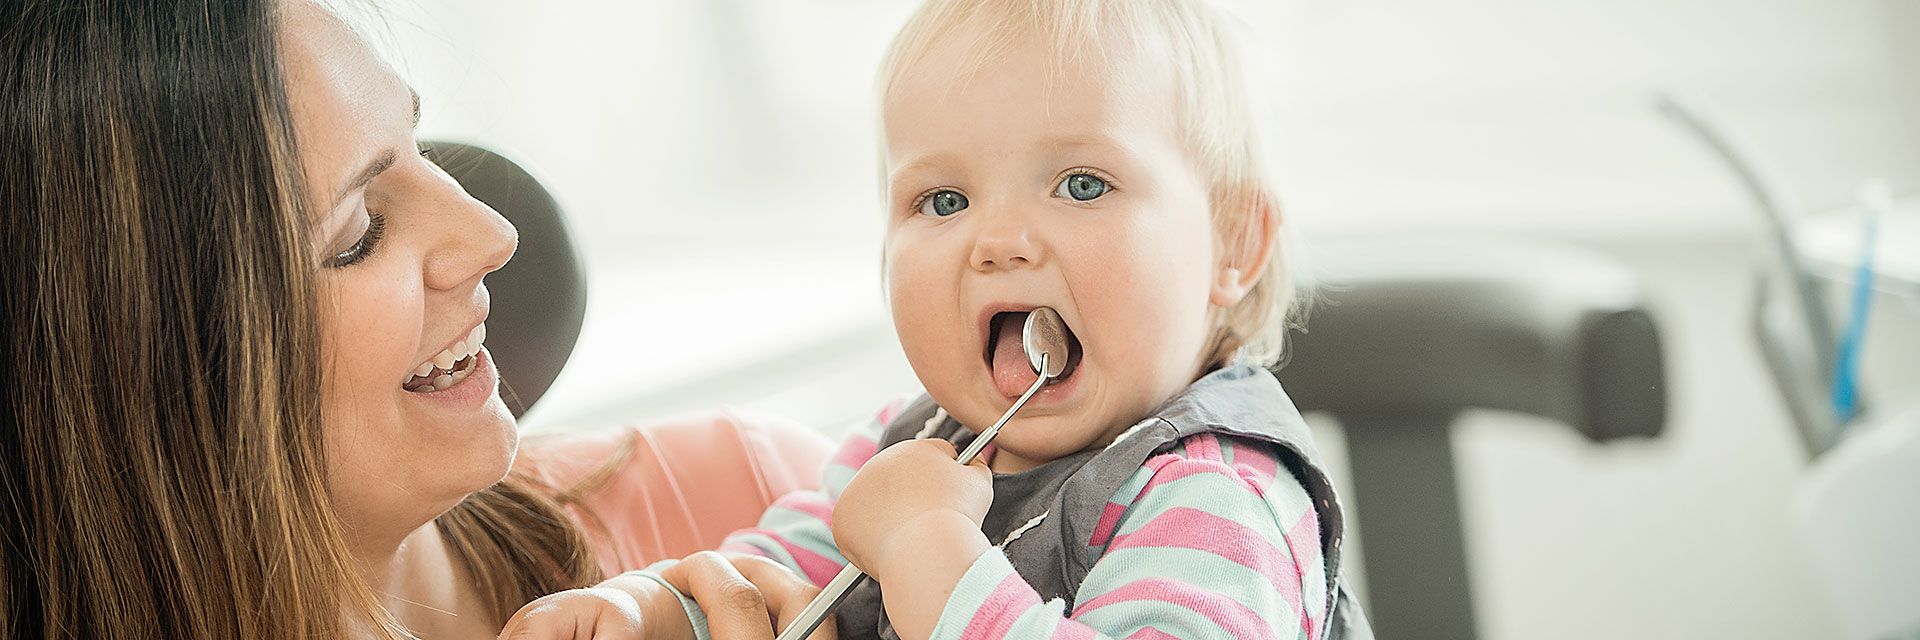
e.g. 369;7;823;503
967;210;1042;272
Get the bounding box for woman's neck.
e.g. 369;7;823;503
355;522;497;638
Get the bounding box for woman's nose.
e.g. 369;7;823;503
424;186;518;292
967;206;1043;273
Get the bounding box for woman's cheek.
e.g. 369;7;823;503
345;294;402;380
317;268;418;423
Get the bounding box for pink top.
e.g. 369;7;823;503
515;410;837;577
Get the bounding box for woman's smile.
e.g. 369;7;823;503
402;321;487;392
402;346;500;407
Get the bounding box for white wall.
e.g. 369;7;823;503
357;1;1919;637
370;0;1920;251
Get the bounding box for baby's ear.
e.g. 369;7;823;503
1209;189;1280;308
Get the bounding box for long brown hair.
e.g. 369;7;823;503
1;1;598;636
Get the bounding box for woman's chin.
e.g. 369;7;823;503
406;431;519;527
401;351;518;469
453;405;521;491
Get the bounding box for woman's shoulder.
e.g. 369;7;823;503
519;410;833;490
515;410;836;573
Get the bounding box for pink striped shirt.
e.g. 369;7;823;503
708;398;1328;639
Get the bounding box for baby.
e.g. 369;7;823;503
506;1;1369;639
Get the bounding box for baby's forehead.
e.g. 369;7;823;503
891;11;1185;98
881;61;1186;176
877;3;1256;188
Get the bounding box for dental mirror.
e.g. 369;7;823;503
774;308;1071;640
1024;306;1070;378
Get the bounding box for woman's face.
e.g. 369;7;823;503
284;2;520;540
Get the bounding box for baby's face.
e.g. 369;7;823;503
883;31;1238;471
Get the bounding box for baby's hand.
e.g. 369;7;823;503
831;438;992;581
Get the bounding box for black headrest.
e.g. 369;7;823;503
426;141;586;418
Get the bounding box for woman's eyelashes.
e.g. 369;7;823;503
325;212;388;269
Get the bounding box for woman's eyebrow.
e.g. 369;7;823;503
331;149;397;211
327;90;422;211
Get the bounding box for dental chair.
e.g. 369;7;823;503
424;141;587;418
439;140;1671;638
1276;236;1668;640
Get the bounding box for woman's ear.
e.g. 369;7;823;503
1209;190;1280;308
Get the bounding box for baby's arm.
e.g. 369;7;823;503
832;437;994;640
703;403;897;584
620;399;912;638
924;433;1328;640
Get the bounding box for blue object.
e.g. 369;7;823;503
1831;205;1880;426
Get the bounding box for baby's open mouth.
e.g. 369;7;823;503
985;310;1081;396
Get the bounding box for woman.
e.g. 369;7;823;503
0;0;829;637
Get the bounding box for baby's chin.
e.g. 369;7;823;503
956;410;1112;472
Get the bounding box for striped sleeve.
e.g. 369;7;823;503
927;433;1328;640
712;396;916;584
635;398;913;640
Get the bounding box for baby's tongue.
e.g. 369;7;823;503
992;312;1038;398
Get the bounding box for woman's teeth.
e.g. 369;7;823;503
403;323;486;392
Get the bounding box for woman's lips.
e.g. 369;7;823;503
403;348;498;405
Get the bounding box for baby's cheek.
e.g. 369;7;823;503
883;235;934;317
1084;233;1208;335
886;263;937;343
1083;224;1218;397
885;249;968;391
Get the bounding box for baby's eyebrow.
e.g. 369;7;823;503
887;150;965;184
1035;133;1139;158
1038;133;1114;149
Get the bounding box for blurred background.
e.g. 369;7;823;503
362;1;1919;638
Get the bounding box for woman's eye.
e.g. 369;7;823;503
1056;173;1110;202
916;190;969;217
325;213;388;269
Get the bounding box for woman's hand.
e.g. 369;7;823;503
497;552;834;640
830;438;992;582
496;582;667;640
657;552;836;640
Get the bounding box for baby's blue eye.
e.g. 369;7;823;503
1057;173;1109;202
918;190;969;217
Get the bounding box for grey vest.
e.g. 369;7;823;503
836;365;1373;639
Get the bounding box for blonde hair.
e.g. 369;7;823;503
877;0;1294;365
